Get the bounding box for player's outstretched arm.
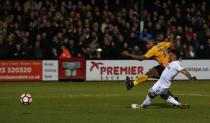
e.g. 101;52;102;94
121;51;144;61
180;69;197;80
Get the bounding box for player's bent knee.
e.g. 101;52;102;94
146;71;154;78
148;92;157;99
146;69;159;78
160;94;169;100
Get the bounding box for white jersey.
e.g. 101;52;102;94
155;60;184;89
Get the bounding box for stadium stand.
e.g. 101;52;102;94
0;0;209;59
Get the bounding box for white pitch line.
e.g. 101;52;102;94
177;93;210;97
43;93;210;98
61;93;210;98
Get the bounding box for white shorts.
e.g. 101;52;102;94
149;82;169;95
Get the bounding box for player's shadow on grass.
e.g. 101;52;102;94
126;103;177;109
150;103;175;109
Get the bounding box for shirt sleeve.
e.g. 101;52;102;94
175;61;184;71
144;48;155;58
163;42;172;49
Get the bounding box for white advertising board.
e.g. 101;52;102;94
86;60;210;81
86;60;158;80
175;60;210;80
42;60;58;81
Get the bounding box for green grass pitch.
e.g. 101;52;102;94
0;80;210;123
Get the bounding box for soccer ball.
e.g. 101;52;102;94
20;93;32;105
131;104;140;109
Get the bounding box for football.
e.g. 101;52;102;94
131;104;139;109
20;93;32;105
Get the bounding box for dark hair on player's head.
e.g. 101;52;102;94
169;49;180;59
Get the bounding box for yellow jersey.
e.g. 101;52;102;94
144;41;172;67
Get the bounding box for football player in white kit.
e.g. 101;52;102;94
131;49;197;109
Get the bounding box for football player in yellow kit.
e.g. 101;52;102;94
122;39;177;99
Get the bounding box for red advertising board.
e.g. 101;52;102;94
0;60;42;81
59;58;85;80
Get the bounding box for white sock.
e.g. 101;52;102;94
166;96;181;106
141;95;153;107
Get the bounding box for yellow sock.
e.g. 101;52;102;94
133;74;148;86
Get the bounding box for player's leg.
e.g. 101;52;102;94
158;89;179;102
159;91;190;109
160;94;190;108
125;67;158;90
157;88;183;108
160;94;181;106
125;65;161;90
133;65;161;85
141;85;180;108
153;65;179;101
140;83;161;108
149;65;164;78
133;73;149;85
125;72;151;90
140;92;157;108
125;76;134;90
167;90;179;101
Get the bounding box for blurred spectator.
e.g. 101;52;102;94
50;48;59;59
0;32;7;58
34;41;43;59
101;35;115;59
59;45;71;59
205;39;210;59
85;47;96;59
0;0;209;60
13;44;25;59
131;45;143;56
24;0;38;12
139;28;152;42
196;45;206;59
173;35;182;50
6;33;16;59
185;45;196;59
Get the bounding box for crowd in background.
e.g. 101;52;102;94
0;0;209;59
